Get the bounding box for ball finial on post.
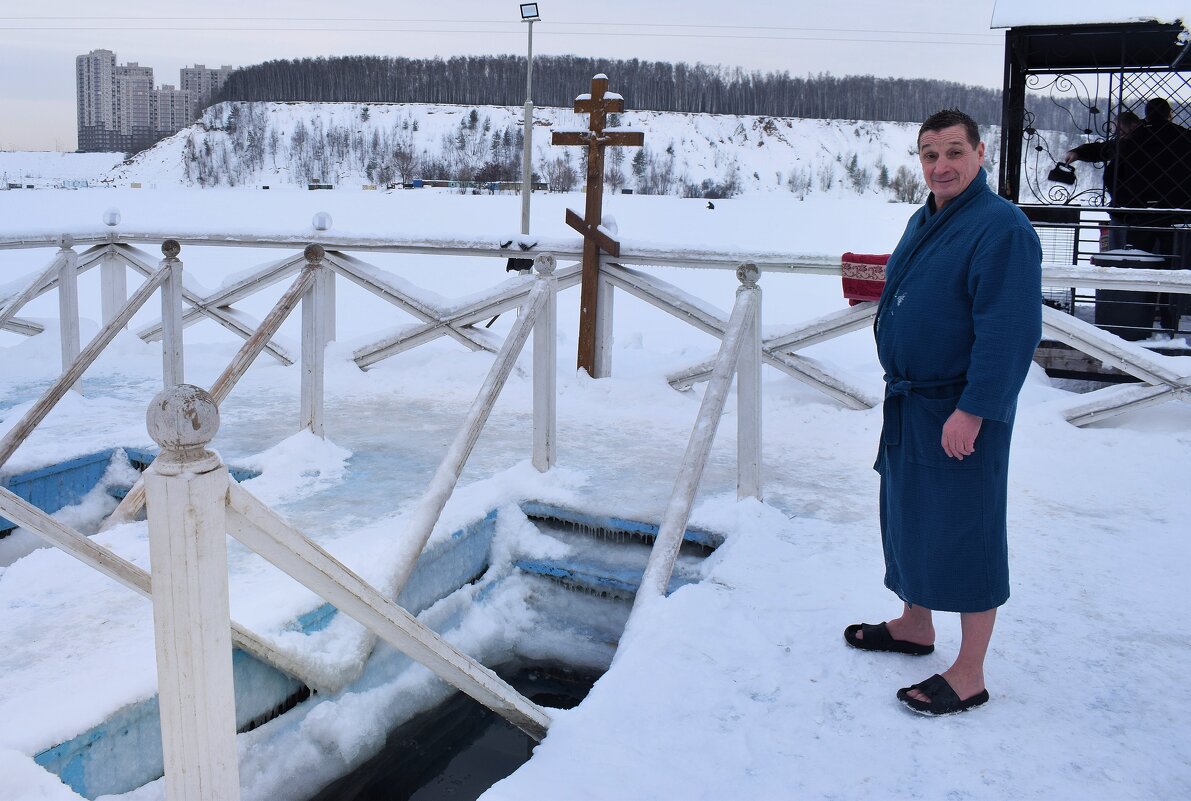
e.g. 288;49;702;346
162;239;181;259
736;262;760;288
103;208;121;227
534;252;556;276
304;243;326;265
146;384;221;475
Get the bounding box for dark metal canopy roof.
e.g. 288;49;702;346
1008;21;1189;72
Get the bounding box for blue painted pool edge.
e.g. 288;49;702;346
0;447;260;533
519;500;724;549
32;509;500;799
26;498;724;799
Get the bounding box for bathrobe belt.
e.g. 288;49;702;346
882;375;966;446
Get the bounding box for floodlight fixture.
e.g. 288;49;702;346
521;3;540;21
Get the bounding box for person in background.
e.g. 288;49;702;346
1112;98;1191;331
1064;110;1141;250
1064;110;1140;171
844;109;1042;716
1112;98;1191;219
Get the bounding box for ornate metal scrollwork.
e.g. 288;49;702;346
1018;72;1114;206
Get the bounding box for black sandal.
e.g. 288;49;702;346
897;674;989;716
844;622;934;656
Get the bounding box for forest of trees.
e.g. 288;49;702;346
217;54;1034;129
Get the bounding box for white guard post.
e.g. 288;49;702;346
300;244;328;437
143;385;241;801
100;210;127;325
56;236;81;392
736;263;762;500
160;240;184;388
532;253;558;471
594;254;615;378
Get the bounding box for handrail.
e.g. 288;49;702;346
225;482;551;739
103;246;325;530
114;243;295;364
0;255;174;469
0;247;68;329
209;251;321;403
631;264;762;616
668;303;878;391
0;485;334;693
388;254;557;598
602;262;876;410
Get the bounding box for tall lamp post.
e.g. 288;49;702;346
520;3;540;235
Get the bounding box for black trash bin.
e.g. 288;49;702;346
1092;248;1166;340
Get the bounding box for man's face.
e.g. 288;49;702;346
918;125;985;209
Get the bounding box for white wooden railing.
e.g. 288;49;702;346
139;384;552;801
3;215;1191;797
632;263;763;616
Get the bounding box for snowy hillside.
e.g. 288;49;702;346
102;101;1012;199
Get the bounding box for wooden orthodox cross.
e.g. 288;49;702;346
551;74;644;375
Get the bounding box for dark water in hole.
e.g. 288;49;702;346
309;664;598;801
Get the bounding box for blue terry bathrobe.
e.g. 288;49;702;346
874;169;1041;613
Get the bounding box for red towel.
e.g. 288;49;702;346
841;252;889;305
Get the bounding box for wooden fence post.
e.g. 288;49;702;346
532;253;557;472
143;385;241;801
300;244;327;437
160;240;184;388
101;211;127;326
311;212;336;345
56;236;80;393
736;263;762;500
594;254;615;378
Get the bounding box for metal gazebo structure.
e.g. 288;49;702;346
992;4;1191;360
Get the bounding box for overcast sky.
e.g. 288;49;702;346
0;0;1008;151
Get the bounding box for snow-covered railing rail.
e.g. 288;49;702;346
1032;265;1191;425
632;263;763;617
140;385;551;801
0;249;565;799
0;478;330;692
100;243;332;529
657;262;1191;425
4;222;1190;472
0;238;183;470
388;253;561;596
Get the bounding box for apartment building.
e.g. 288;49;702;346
76;49;119;152
151;86;197;137
180;65;234;116
76;50;236;153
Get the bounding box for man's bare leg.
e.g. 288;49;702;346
905;607;995;703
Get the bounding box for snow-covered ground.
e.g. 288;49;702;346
1;184;1189;801
0;152;126;189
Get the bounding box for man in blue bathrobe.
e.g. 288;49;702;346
844;109;1042;716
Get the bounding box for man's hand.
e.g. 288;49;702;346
942;408;983;460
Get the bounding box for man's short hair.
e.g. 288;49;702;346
1145;98;1172;122
918;109;981;148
